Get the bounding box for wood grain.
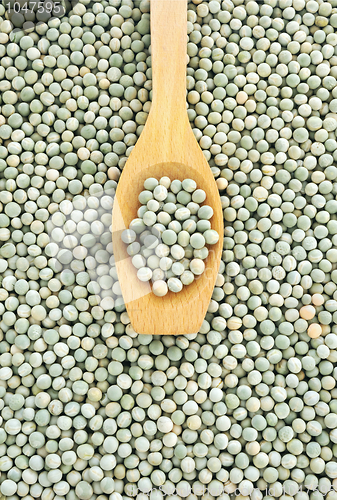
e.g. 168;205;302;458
112;0;224;335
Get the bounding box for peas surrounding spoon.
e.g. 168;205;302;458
112;0;223;335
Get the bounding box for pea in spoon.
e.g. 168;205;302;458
112;0;223;335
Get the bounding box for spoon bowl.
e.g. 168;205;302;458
112;0;223;335
112;160;223;335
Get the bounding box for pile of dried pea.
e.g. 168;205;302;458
122;176;219;296
1;0;337;499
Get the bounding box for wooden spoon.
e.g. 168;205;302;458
112;0;223;335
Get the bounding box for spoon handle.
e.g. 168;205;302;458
149;0;188;125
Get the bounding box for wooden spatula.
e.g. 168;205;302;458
112;0;223;335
